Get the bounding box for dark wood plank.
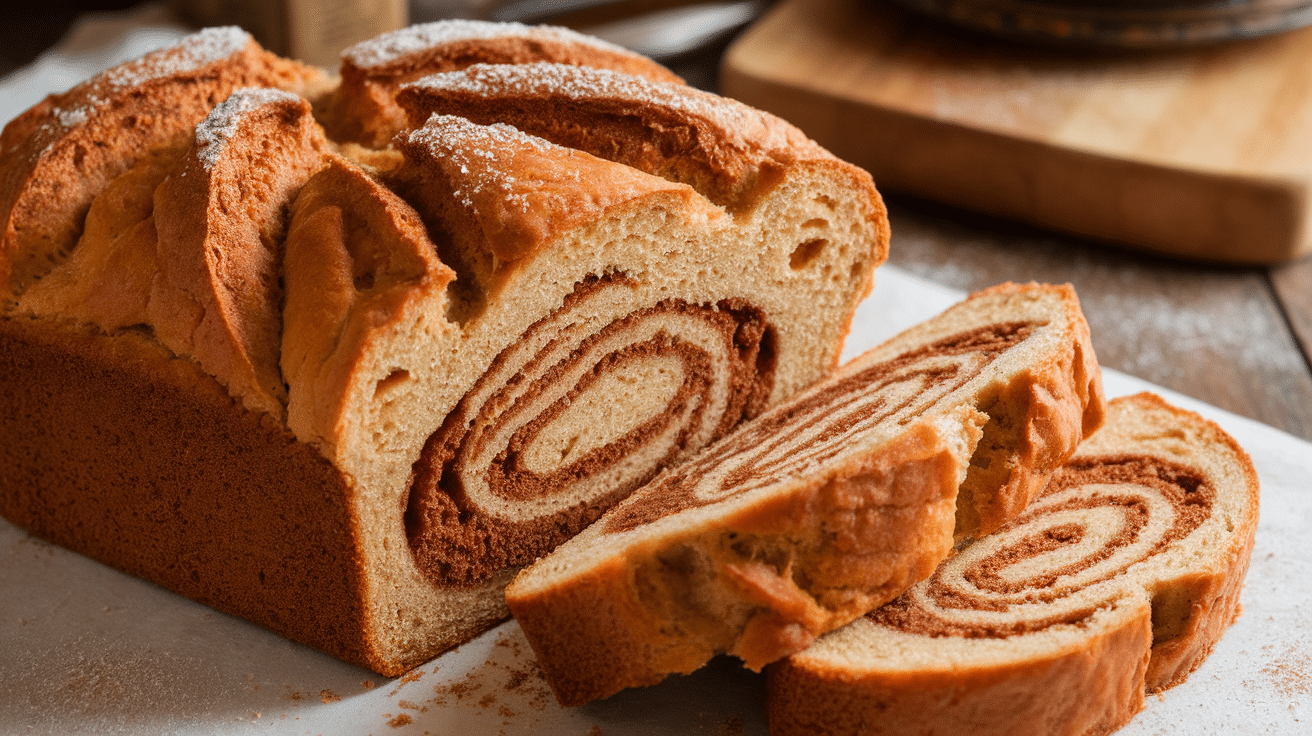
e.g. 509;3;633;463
1270;255;1312;372
882;194;1312;441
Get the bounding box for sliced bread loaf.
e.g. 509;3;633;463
767;392;1259;736
504;282;1105;706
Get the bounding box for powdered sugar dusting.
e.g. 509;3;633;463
406;114;560;214
41;27;250;137
103;26;250;91
406;62;767;147
195;87;301;170
343;20;633;69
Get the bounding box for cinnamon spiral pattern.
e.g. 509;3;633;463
605;321;1035;533
868;455;1214;637
405;274;775;586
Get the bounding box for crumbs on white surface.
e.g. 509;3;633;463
43;27;250;137
406;114;564;213
195;87;300;170
405;62;767;148
341;19;633;69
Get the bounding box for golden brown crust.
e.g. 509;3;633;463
953;282;1106;539
281;156;455;453
0;315;385;673
396;62;843;211
0;28;324;296
326;20;683;148
768;606;1151;736
147;89;331;419
14;142;185;328
389;114;697;293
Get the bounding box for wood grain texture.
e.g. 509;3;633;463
881;195;1312;441
1271;255;1312;368
721;0;1312;264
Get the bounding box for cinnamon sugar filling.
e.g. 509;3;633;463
604;322;1036;533
868;455;1214;638
405;275;775;586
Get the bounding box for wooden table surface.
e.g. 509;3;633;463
5;1;1311;442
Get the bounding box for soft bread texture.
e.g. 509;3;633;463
768;393;1259;736
0;23;885;675
326;20;683;148
504;282;1105;706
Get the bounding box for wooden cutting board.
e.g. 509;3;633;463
721;0;1312;264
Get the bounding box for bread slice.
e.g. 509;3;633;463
504;282;1105;706
767;393;1258;736
0;28;885;676
326;20;683;148
0;27;326;296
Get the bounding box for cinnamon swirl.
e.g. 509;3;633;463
768;393;1259;736
505;282;1105;706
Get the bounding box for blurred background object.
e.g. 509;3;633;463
887;0;1312;48
724;0;1312;265
169;0;407;66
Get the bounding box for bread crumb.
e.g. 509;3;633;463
362;679;376;690
388;713;413;728
320;689;340;703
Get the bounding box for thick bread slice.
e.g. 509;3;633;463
327;20;682;148
504;282;1105;706
0;27;325;296
768;393;1259;736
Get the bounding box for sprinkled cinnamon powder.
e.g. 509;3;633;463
1262;645;1311;699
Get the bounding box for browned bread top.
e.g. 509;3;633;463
396;62;840;210
0;27;326;296
328;20;683;148
389;114;702;290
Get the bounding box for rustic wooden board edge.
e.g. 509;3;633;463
721;0;1312;265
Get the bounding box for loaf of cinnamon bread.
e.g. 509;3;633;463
0;21;885;675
